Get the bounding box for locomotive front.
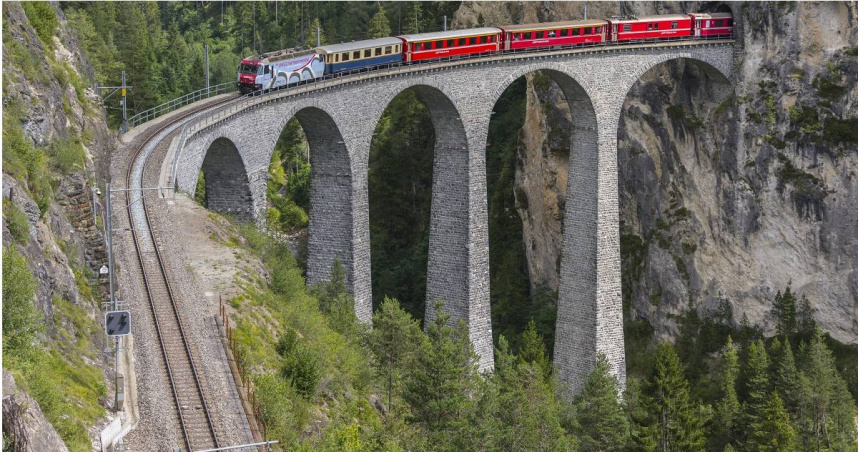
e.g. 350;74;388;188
237;59;261;94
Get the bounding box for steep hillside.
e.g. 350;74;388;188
2;2;117;450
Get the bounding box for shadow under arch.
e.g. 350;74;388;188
272;107;355;296
198;137;254;221
490;67;608;391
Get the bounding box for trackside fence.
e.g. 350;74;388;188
219;299;271;449
128;82;236;128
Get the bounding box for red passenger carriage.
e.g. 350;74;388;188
500;20;607;50
689;12;734;38
398;28;501;62
607;14;693;42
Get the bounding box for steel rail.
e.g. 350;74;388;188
123;99;234;451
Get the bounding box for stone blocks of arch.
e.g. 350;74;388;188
176;44;733;395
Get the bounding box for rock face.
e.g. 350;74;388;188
3;1;117;448
2;371;69;452
454;1;858;343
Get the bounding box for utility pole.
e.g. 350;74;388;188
120;71;127;133
275;0;278;27
205;44;210;96
443;15;447;31
584;5;588;20
104;182;120;409
316;25;320;47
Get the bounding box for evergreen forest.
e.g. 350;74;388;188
9;1;856;450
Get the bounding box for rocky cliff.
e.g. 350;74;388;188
454;1;858;343
2;2;116;450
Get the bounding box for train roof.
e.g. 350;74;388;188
243;48;315;64
398;27;502;42
608;14;690;23
316;37;402;54
501;19;608;32
688;12;733;19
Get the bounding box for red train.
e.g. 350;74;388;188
239;12;733;91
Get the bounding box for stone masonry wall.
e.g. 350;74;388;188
176;43;734;390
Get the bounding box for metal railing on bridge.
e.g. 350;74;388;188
128;81;236;128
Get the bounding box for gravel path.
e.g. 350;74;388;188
111;96;254;451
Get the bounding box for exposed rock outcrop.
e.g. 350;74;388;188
454;1;858;343
2;371;69;452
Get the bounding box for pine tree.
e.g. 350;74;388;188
478;336;569;451
404;301;479;445
772;337;802;415
796;294;816;335
741;339;770;449
406;2;422;34
518;319;551;381
638;343;707;451
367;297;425;418
773;284;797;336
367;2;391;38
304;17;325;48
574;354;629;451
750;391;797;452
711;336;740;451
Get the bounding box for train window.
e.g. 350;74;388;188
671;22;678;29
728;19;733;26
469;37;476;45
560;29;568;37
480;36;487;44
714;19;722;26
585;27;591;34
548;30;556;37
523;32;532;39
342;53;349;62
595;27;601;33
623;24;632;32
353;51;360;59
572;28;580;36
447;39;454;47
647;24;653;31
364;49;370;58
384;46;392;54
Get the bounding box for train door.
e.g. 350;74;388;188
695;19;701;37
612;24;619;42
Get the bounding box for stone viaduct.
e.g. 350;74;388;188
173;41;733;395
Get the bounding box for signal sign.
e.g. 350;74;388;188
105;310;131;336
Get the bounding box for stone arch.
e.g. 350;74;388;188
490;65;615;394
197;136;254;221
623;55;733;101
263;105;354;303
368;84;476;329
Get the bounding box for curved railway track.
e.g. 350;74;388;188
123;96;238;451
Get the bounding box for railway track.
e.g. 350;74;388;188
123;96;239;451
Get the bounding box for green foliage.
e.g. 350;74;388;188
21;1;58;48
666;104;703;131
813;74;845;101
789;105;822;134
2;246;41;357
741;339;770;447
518;319;552;381
823;117;858;146
50;135;87;174
404;301;479;444
367;3;391;39
637;342;708;451
2;101;53;214
280;340;321;399
773;283;798;336
367;297;425;418
194;171;206;206
573;354;629;451
3;200;31;244
750;391;797;452
712;336;740;450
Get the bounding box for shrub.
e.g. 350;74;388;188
281;343;321;398
823;117;858;145
276;328;299;357
51;136;87;174
3;199;30;244
21;2;58;48
813;75;845;101
789;105;822;134
2;246;40;357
